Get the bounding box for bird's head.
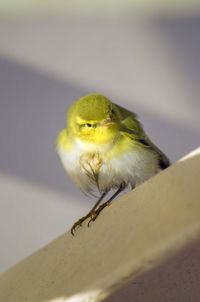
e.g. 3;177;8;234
67;94;120;145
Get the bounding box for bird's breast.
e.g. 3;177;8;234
58;137;159;194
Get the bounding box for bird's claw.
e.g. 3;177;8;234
71;201;111;235
71;214;90;236
87;213;98;227
87;201;110;227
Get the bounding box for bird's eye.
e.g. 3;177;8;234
86;123;92;127
111;109;115;114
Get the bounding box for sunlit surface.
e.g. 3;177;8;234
179;147;200;162
44;290;102;302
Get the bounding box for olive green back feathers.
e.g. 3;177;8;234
114;103;170;169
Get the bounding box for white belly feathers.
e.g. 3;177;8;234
58;138;159;194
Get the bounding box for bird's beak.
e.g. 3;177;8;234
101;119;115;127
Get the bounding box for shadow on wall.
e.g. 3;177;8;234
105;240;200;302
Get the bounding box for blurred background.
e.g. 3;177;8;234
0;0;200;273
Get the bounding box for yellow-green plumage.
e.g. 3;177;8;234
115;103;169;169
57;94;169;234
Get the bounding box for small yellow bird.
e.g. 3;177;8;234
57;94;170;235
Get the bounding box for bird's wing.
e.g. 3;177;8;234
114;103;170;169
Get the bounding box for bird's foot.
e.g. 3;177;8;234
71;213;92;236
88;202;110;227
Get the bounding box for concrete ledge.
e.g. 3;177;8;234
0;148;200;302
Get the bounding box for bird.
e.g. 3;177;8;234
56;94;170;235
